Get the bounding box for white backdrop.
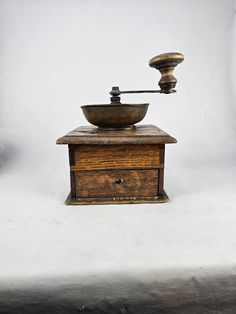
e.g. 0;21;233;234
0;1;236;310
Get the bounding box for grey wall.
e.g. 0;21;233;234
0;0;235;169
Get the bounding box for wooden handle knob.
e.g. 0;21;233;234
149;52;184;93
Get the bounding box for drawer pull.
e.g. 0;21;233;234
114;178;124;185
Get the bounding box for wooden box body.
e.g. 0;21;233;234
56;125;176;205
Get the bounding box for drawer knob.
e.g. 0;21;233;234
114;178;124;185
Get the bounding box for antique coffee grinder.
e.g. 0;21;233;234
57;52;184;205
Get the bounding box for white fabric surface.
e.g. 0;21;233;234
0;160;236;312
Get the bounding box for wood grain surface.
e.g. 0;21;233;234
75;169;158;198
56;124;177;145
71;144;162;171
58;124;175;205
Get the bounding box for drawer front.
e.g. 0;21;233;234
71;144;162;171
76;169;158;198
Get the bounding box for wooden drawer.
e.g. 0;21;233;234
70;144;162;171
75;169;158;198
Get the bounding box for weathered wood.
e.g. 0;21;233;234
70;171;76;199
68;145;75;165
66;191;169;205
70;145;162;171
56;124;177;145
75;169;158;198
160;144;165;163
158;145;165;196
158;168;164;196
57;125;176;205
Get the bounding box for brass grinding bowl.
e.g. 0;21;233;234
81;103;149;129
